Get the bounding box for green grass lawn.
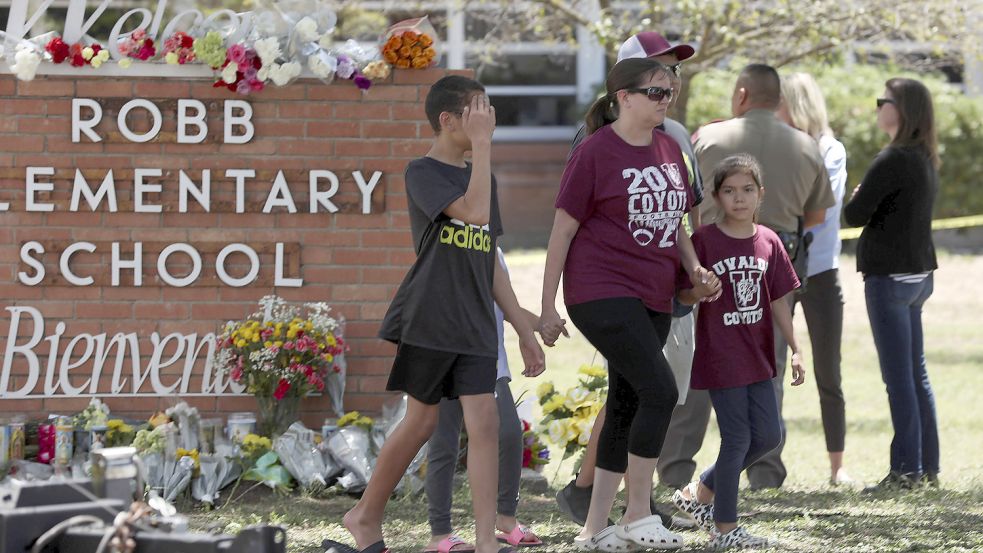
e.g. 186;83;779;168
188;252;983;552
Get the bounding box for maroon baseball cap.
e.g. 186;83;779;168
617;32;695;63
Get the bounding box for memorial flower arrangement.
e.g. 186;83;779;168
162;31;196;65
118;28;156;61
521;420;550;471
212;295;345;436
337;410;374;431
537;365;608;460
6;5;443;94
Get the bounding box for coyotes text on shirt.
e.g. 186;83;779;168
712;255;770;326
624;162;688;248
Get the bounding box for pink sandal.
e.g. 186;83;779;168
496;525;543;548
423;535;476;553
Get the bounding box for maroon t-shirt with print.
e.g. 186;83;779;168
556;125;693;313
690;224;800;390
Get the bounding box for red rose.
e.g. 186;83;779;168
522;448;532;468
273;378;291;400
46;38;70;64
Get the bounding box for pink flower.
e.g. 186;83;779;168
132;29;147;41
268;345;280;354
230;365;243;382
273;378;291;400
284;341;295;350
227;44;247;65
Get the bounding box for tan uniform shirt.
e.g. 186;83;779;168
694;109;835;234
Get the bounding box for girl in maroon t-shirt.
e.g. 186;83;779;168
540;58;721;551
673;154;805;549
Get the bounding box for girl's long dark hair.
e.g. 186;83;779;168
886;77;940;169
585;58;669;135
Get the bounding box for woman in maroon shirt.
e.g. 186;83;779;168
540;58;720;551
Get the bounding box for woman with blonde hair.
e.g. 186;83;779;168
777;72;852;485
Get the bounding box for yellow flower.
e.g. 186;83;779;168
252;334;260;342
578;365;607;378
118;58;132;69
90;58;103;68
236;339;247;348
564;387;592;411
338;411;361;427
274;340;283;347
542;394;565;414
96;50;109;62
148;412;169;428
82;47;94;60
573;418;593;446
273;328;282;337
264;341;273;348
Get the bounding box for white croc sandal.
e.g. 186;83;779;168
616;515;684;550
589;525;640;553
573;535;596;552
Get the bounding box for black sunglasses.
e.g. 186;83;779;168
625;86;674;102
876;97;895;109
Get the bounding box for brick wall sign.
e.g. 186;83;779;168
0;58;450;422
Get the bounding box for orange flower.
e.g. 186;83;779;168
395;58;411;69
423;47;436;59
401;31;420;43
386;35;403;50
383;50;399;63
409;46;422;58
399;45;412;58
418;34;434;47
411;56;430;69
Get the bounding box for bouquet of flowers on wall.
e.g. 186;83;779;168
537;365;607;460
380;16;440;70
212;296;345;437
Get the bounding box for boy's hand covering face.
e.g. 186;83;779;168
461;93;496;143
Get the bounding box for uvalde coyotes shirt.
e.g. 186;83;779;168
556;125;693;313
690;224;799;389
378;157;503;358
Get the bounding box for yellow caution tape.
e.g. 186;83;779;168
839;214;983;240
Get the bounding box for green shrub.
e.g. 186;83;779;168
685;62;983;219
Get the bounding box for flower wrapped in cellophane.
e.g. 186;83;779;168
380;16;440;70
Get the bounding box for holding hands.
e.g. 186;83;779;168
538;306;570;347
690;266;723;302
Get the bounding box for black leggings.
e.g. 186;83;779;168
567;297;676;473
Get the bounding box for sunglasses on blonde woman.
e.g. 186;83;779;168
625;86;674;102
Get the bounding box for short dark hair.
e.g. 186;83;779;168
737;64;781;108
425;75;486;133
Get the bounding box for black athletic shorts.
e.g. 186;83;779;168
386;343;497;405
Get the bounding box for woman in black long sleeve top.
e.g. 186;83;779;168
843;78;940;492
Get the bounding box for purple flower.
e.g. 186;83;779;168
336;55;355;79
236;79;252;95
244;66;258;80
353;73;372;90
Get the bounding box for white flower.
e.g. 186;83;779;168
221;62;238;84
11;46;41;82
269;61;301;86
257;65;270;82
254;37;281;67
309;54;336;80
295;17;319;42
547;420;567;445
118;58;133;69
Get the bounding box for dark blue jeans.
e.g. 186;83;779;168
864;273;939;476
699;379;782;524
